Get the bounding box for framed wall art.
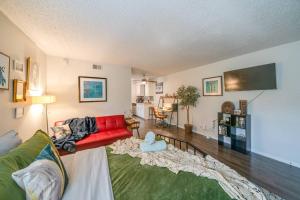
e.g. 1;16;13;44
78;76;107;102
26;57;40;91
13;79;26;102
0;52;10;90
239;100;248;115
156;82;163;94
202;76;223;96
13;59;25;80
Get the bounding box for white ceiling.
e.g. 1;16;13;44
1;0;300;75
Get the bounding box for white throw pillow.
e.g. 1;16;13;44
0;130;22;156
51;124;72;139
12;159;64;200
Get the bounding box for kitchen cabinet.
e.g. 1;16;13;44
135;83;144;96
135;82;155;96
140;84;145;96
145;83;155;96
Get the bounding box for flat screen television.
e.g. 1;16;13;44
224;63;277;91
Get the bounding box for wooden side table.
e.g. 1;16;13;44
125;117;141;138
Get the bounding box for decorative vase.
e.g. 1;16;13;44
184;124;193;134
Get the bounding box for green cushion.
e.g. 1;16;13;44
0;130;54;200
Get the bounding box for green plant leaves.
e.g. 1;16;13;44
176;85;200;107
176;85;200;124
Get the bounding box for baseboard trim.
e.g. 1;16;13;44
172;123;300;168
251;150;300;169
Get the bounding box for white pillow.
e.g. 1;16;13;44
12;159;64;200
0;130;21;156
51;124;72;140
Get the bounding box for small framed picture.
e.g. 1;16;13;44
13;60;25;80
156;82;163;94
234;109;242;115
78;76;107;102
0;52;10;90
13;79;26;102
202;76;223;96
26;57;40;91
15;107;24;118
239;100;248;115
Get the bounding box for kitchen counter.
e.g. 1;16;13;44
135;103;154;119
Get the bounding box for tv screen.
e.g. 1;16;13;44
224;63;277;91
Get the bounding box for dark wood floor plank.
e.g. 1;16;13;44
136;119;300;200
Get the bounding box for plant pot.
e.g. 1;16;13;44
184;124;193;134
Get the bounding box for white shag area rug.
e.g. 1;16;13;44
109;137;283;200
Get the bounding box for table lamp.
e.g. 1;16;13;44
31;95;56;133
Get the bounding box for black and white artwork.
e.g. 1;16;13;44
156;82;163;94
13;60;25;80
0;52;10;90
29;63;40;91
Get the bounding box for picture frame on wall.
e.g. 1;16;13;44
156;82;163;94
13;59;25;80
202;76;223;96
0;52;10;90
26;57;40;91
13;79;26;102
78;76;107;102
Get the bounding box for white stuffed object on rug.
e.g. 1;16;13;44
12;159;64;200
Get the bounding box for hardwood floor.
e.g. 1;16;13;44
135;119;300;200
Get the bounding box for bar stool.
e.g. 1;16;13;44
153;107;168;128
148;106;155;119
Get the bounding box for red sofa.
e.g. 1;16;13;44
55;115;132;155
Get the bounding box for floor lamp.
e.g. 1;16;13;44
31;95;56;133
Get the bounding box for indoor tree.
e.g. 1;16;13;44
176;85;200;133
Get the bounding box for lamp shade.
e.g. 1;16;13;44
31;95;56;104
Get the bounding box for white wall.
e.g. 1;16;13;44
0;11;47;141
156;41;300;167
46;56;131;128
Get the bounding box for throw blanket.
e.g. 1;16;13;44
64;117;98;140
53;117;98;152
52;135;76;153
110;138;270;200
61;147;114;200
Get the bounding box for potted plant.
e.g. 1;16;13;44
176;85;200;134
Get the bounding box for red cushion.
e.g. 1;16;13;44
54;121;64;126
96;115;126;131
